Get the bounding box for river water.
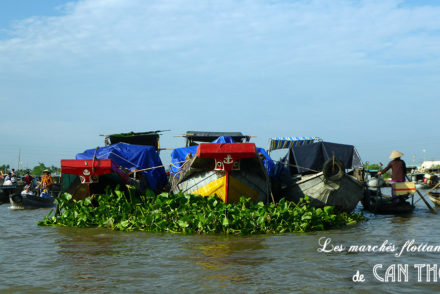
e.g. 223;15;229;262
1;190;440;293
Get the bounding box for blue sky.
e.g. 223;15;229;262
1;0;439;169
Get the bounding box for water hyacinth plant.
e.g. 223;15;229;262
39;187;363;234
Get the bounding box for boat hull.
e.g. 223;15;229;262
362;189;414;214
172;170;268;203
61;173;129;201
61;159;131;200
282;172;364;212
171;143;271;203
429;192;440;206
0;185;19;204
9;194;55;209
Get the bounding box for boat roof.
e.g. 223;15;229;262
103;130;169;150
184;131;251;146
283;141;362;174
268;136;321;152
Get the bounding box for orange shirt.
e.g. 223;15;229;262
40;174;54;188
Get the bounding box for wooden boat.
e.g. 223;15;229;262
170;142;271;203
285;171;364;212
362;189;414;214
428;191;440;206
61;158;130;200
362;182;415;214
9;191;55;209
0;184;18;204
271;139;364;212
60;137;168;200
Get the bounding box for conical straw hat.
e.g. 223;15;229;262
389;150;403;159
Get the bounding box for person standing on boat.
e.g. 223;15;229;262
24;171;34;187
3;172;12;185
38;170;54;196
378;150;406;183
10;169;17;184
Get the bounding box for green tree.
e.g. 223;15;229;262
364;163;381;170
31;162;48;176
0;164;10;174
30;163;60;176
49;165;60;174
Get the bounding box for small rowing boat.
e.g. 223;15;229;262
362;188;414;214
428;191;440;206
9;190;55;209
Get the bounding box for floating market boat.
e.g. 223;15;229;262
60;134;168;201
271;138;365;212
0;184;17;204
409;171;439;190
420;160;440;174
9;189;55;209
170;135;273;203
362;182;415;214
428;191;440;206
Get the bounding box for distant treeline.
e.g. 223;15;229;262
0;163;60;176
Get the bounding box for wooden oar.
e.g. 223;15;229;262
406;175;437;214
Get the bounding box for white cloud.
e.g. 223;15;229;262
1;0;440;73
1;0;440;166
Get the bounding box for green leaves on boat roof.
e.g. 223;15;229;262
39;188;363;235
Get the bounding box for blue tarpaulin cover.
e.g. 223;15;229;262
170;136;275;177
76;142;167;191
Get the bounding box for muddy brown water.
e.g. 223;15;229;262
1;189;440;293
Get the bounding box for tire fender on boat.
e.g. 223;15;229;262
322;159;345;181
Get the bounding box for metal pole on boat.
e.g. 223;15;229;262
17;149;21;172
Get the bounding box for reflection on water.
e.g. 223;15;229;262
1;194;440;293
184;236;269;287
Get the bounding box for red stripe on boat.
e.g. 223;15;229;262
61;159;129;182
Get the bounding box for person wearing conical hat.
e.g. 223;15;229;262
38;169;54;196
378;150;406;183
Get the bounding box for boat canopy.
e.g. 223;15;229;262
280;141;363;175
170;136;274;177
104;130;168;150
76;142;167;191
184;131;251;146
268;137;320;152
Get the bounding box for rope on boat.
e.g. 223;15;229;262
128;160;188;175
270;159;321;173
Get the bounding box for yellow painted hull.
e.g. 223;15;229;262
193;174;260;203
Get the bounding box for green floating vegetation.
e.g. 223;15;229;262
39;188;364;234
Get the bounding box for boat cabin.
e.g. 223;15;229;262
102;130;169;152
183;131;251;147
